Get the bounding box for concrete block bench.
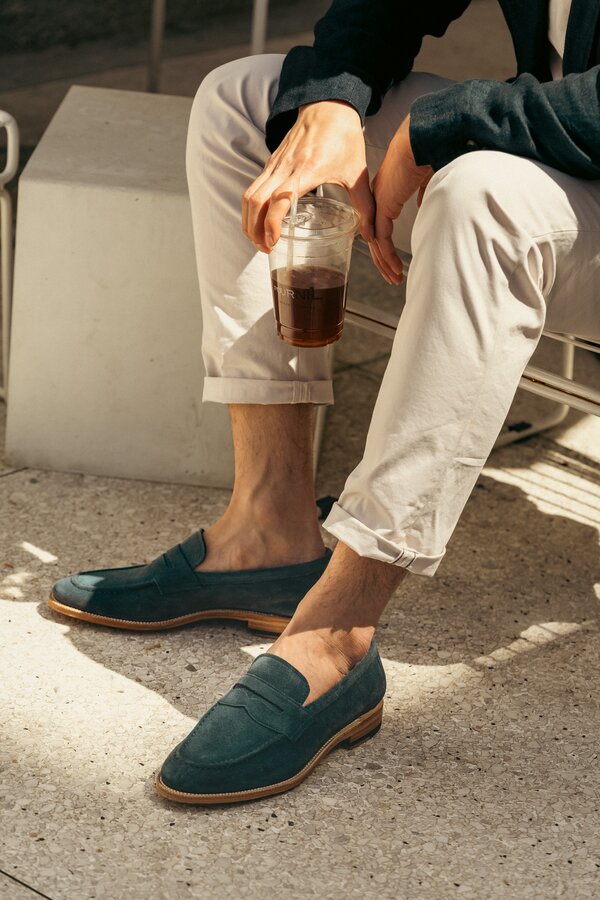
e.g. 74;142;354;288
6;86;238;486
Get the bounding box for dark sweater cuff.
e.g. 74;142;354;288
409;82;477;171
265;46;372;152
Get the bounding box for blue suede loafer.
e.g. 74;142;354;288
48;529;331;634
156;640;385;805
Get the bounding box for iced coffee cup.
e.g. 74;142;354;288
269;196;360;348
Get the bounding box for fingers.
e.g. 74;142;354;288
243;166;290;253
374;207;404;281
368;239;403;285
244;182;276;252
261;169;322;250
242;148;289;250
347;167;375;242
263;188;295;249
367;240;393;284
242;166;274;239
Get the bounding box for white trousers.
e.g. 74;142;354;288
187;54;600;577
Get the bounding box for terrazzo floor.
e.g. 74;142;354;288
2;3;600;896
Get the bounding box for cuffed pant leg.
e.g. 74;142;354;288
324;139;600;575
186;54;335;406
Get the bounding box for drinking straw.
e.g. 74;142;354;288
287;184;298;271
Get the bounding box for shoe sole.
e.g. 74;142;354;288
154;699;384;806
47;593;290;635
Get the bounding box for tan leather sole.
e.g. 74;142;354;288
154;700;384;805
47;593;290;635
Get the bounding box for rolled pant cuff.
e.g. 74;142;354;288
202;377;334;405
322;501;445;577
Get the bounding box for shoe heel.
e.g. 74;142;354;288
341;703;383;749
246;614;290;636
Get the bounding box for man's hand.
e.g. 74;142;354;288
370;113;434;284
242;101;374;253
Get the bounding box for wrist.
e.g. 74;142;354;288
298;100;361;121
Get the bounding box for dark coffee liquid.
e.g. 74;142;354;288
271;265;348;347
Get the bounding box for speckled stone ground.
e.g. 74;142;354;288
2;3;600;897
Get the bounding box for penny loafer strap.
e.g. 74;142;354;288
150;530;207;576
219;672;313;742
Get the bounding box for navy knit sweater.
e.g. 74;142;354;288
265;0;600;180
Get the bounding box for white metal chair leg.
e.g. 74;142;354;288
0;110;19;402
147;0;270;92
251;0;269;54
147;0;167;93
493;340;575;447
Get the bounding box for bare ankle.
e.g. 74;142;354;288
317;626;374;670
196;519;326;571
229;493;321;536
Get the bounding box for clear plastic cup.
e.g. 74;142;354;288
268;196;360;347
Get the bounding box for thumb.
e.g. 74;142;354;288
347;168;375;242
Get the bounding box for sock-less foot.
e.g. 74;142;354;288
266;540;407;704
